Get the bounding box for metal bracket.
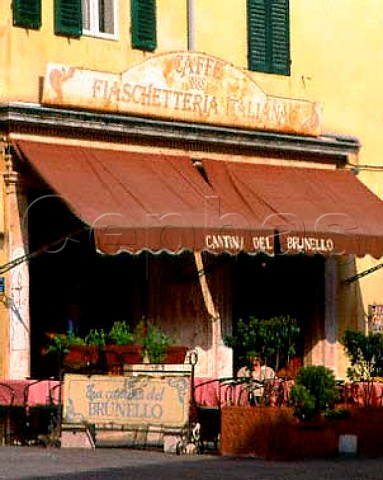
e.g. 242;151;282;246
343;262;383;284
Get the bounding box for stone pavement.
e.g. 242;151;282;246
1;447;383;480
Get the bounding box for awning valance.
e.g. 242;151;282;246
14;140;383;258
203;159;383;258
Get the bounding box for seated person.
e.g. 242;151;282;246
237;355;275;405
237;355;275;381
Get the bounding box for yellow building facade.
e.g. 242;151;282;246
0;0;382;380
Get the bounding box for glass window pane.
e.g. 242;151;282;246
99;0;114;34
82;0;91;30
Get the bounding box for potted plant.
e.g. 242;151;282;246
43;327;109;375
107;321;135;346
340;329;383;406
43;332;88;375
101;321;140;373
289;365;340;423
223;365;341;459
44;319;188;376
135;319;174;363
341;329;383;381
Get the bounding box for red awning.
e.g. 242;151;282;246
203;158;383;258
14;140;383;258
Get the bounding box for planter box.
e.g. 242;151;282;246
220;405;383;460
63;345;100;372
220;406;334;460
163;346;189;364
333;406;383;457
100;345;189;375
101;345;143;374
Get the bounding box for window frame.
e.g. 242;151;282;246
82;0;118;40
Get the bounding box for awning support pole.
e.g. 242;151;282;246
343;261;383;284
194;251;220;378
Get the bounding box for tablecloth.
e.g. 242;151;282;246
344;381;383;407
0;379;62;406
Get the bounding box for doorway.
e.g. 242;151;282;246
231;252;325;372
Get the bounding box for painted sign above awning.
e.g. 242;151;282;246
42;51;321;137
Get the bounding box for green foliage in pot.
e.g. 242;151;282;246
107;321;135;345
43;332;85;359
135;319;173;363
324;406;351;420
85;328;106;347
341;329;383;380
289;365;339;421
289;384;316;421
224;315;300;370
42;332;87;375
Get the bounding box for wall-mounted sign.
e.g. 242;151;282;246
42;52;321;137
63;374;191;428
368;304;383;334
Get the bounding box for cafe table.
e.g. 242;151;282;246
0;379;62;445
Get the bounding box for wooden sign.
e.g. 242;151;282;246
42;51;321;136
63;374;191;428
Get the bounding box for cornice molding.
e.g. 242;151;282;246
0;102;360;162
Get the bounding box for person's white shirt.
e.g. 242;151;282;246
237;364;275;381
237;358;275;404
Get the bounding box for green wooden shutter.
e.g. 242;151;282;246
270;0;290;75
131;0;157;51
247;0;268;73
13;0;41;30
54;0;82;37
247;0;290;76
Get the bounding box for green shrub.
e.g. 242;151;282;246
289;384;316;420
324;406;352;420
289;365;339;421
341;329;383;380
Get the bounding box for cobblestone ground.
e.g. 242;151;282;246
0;447;383;480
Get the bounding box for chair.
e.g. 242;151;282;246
192;376;252;451
0;382;15;445
21;379;64;446
352;380;374;406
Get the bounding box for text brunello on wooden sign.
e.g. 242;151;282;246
63;374;191;428
42;51;321;137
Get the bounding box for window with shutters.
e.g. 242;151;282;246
54;0;82;37
13;0;41;30
82;0;117;38
131;0;157;52
247;0;290;76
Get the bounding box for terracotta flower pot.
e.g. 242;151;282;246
163;346;189;364
63;344;99;371
101;345;143;374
